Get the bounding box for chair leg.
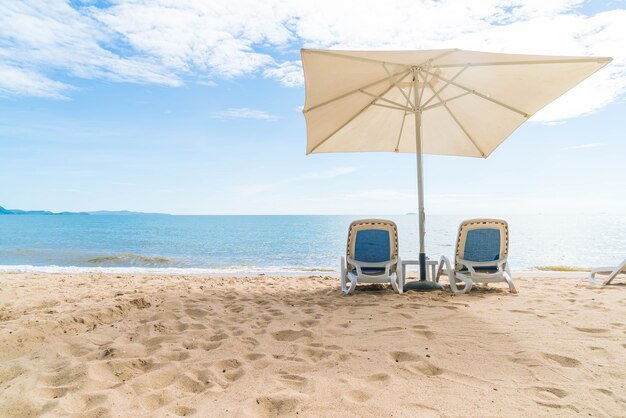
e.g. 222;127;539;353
347;277;357;294
458;275;473;294
340;256;349;294
449;272;472;294
390;274;401;294
503;271;517;293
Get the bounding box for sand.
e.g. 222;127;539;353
0;272;624;417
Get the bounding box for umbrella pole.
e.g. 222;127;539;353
414;108;427;282
411;71;427;282
403;69;442;292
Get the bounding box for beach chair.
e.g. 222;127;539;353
340;219;402;295
436;218;516;294
588;259;626;286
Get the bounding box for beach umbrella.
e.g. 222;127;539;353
301;48;611;290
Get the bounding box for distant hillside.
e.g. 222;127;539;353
0;206;168;216
87;210;169;216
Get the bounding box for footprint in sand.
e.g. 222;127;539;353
389;351;420;363
300;346;332;363
277;372;309;390
366;373;391;383
344;389;373;403
89;358;152;383
325;344;342;350
542;353;581;368
212;358;245;384
298;319;320;327
272;329;312;342
184;308;209;319
374;326;404;333
131;365;178;391
173;374;205;393
574;327;608;334
529;386;569;401
210;331;229;342
138;393;170;411
388;351;443;376
168;405;197;417
58;392;108;414
245;352;266;361
247;393;304;417
79;406;110;418
410;361;443;376
414;330;435;339
201;341;222;351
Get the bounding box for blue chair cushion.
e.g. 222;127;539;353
463;228;500;270
354;229;391;263
352;267;387;276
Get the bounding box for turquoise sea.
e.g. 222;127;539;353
0;214;624;274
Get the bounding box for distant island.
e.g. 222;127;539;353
0;206;168;216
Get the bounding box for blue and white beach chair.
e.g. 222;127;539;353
436;219;516;294
340;219;402;295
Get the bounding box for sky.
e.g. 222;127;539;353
0;0;625;215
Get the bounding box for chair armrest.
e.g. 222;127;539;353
347;258;397;268
456;258;507;274
347;258;397;277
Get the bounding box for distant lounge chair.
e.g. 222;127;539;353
340;219;402;295
588;259;626;286
436;218;516;294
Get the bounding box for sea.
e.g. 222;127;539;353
0;214;624;275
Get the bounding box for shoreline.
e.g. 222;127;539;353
0;264;592;277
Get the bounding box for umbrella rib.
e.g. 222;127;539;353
421;73;486;157
417;64;430;108
303;69;411;114
443;103;486;157
422;66;468;108
359;88;413;111
308;81;400;154
432;57;612;68
383;63;414;108
422;68;529;117
422;92;471;111
394;96;412;152
372;102;413;112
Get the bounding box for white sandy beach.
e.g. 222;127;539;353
0;272;624;417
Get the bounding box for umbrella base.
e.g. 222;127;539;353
403;280;443;292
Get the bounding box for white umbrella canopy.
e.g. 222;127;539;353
301;48;611;284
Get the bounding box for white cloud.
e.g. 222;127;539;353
264;60;303;87
0;0;625;123
0;64;72;99
209;107;278;121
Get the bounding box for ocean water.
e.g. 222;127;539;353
0;214;624;274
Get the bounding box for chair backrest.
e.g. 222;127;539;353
455;219;508;270
346;219;398;270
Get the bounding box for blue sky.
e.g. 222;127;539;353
0;1;625;215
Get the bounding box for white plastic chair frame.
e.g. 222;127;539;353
436;218;516;294
340;219;402;295
588;259;626;286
